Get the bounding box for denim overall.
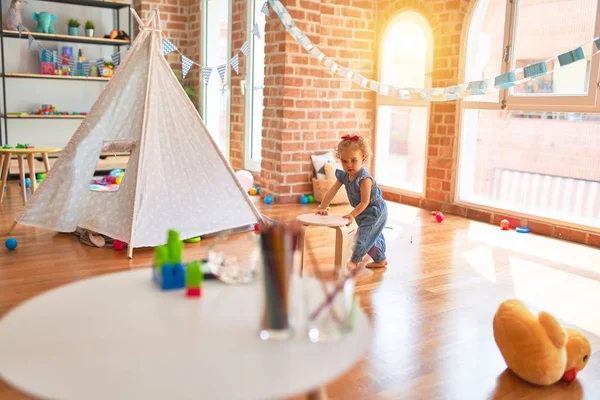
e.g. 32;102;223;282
335;168;387;263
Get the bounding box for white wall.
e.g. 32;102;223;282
0;1;132;147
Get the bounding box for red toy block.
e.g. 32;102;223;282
186;287;201;297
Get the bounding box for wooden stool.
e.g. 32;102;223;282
296;213;357;279
0;147;61;205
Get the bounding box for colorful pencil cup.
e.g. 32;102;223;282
258;222;298;341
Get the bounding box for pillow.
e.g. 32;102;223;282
310;151;335;180
324;162;343;180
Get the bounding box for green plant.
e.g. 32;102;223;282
173;71;196;103
85;20;95;30
68;18;80;28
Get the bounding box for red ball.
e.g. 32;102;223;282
254;223;260;232
435;212;444;223
500;219;510;230
113;240;126;251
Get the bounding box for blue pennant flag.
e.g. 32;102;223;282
216;64;226;83
162;38;177;55
202;66;212;85
96;58;105;74
261;2;270;17
231;54;239;74
111;52;121;69
253;23;261;39
83;61;90;76
17;23;24;37
28;34;34;49
182;55;193;78
240;40;249;56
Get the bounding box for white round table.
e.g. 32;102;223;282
0;269;371;400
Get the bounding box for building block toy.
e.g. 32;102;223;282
153;230;186;290
185;261;203;297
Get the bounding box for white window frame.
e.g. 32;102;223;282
456;0;600;231
244;0;264;172
374;10;434;196
200;0;232;160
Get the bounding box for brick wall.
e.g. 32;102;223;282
261;0;377;203
229;0;248;170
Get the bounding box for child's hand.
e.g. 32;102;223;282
343;214;355;226
315;210;328;216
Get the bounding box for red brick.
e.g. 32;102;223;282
587;233;600;248
466;209;492;224
554;227;588;245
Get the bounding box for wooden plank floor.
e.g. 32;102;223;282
1;181;599;399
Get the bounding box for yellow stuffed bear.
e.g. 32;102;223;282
493;299;591;385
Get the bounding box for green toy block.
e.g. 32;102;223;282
186;261;203;287
166;229;183;264
154;245;169;270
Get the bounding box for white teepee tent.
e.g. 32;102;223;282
11;9;263;257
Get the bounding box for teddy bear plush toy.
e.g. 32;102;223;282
493;299;591;385
33;11;57;34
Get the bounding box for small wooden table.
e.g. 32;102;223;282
0;147;61;204
296;213;357;278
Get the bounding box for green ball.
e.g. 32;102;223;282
307;195;315;203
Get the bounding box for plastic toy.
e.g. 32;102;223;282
4;0;25;31
185;261;203;297
5;238;18;250
255;186;261;195
184;236;201;244
307;195;314;204
493;299;591;385
16;143;33;149
249;188;257;196
435;212;444;223
500;219;510;230
33;11;57;34
18;178;31;189
300;195;308;204
254;223;260;232
152;230;185;290
2;144;13;149
113;240;126;251
264;196;273;205
516;227;530;233
104;29;130;40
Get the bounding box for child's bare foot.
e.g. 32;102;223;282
366;260;388;269
347;261;359;271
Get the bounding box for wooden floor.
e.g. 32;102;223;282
1;182;599;399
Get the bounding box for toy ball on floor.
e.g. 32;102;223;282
18;178;31;189
307;195;315;204
435;212;444;223
113;240;126;251
264;196;273;205
5;238;18;250
249;187;257;196
256;186;261;194
500;219;510;230
300;195;309;204
235;170;254;193
254;223;260;232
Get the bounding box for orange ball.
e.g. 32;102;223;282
500;219;510;230
249;188;257;196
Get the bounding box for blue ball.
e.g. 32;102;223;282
256;187;261;195
264;196;273;205
18;178;31;188
5;238;18;250
300;195;309;204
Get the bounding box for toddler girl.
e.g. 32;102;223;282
316;135;388;271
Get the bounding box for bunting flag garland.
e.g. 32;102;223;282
261;1;270;17
241;40;250;56
69;56;76;76
202;66;213;85
162;38;177;55
44;50;52;63
82;61;90;76
253;23;261;39
28;34;34;49
9;11;14;25
96;58;104;75
17;23;24;37
55;54;62;66
112;52;121;69
217;64;227;83
182;55;194;78
267;0;600;102
231;54;239;74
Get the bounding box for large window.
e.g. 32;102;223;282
375;12;432;194
202;0;232;156
458;0;600;229
244;0;266;171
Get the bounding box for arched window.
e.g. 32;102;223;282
458;0;600;229
375;11;433;194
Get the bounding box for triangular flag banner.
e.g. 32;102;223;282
28;35;34;49
231;54;239;74
111;52;121;69
45;51;52;62
202;66;213;85
240;41;250;56
83;61;90;76
253;23;261;39
261;1;270;17
162;38;177;55
96;58;104;74
216;64;226;83
37;43;44;55
17;23;24;37
56;55;62;66
182;55;193;78
69;57;75;76
9;11;14;25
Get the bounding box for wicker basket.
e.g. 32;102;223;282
312;178;350;205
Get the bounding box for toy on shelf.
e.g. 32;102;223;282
493;299;591;385
2;144;13;149
185;261;203;297
16;143;34;149
4;0;25;31
102;61;114;77
33;11;57;34
104;29;130;41
153;230;186;290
